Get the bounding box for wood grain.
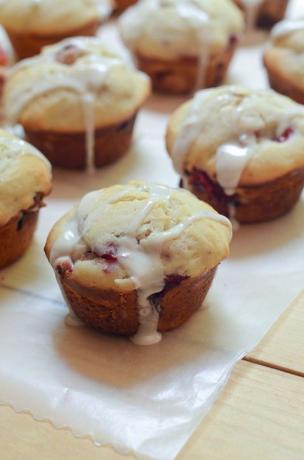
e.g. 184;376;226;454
0;361;303;460
247;291;304;376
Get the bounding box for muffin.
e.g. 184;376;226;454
119;0;244;95
45;181;232;345
0;129;51;269
0;0;113;59
234;0;289;29
3;37;150;171
166;86;304;224
115;0;137;14
264;19;304;105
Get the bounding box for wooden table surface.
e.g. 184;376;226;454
1;292;303;460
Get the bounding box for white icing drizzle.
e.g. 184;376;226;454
0;26;15;66
172;87;304;211
173;3;211;90
216;134;256;195
172;90;211;174
271;19;304;40
239;0;263;29
6;39;123;172
50;183;230;346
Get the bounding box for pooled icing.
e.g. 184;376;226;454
171;86;304;195
5;38;140;172
50;182;231;346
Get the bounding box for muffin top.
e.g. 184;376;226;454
0;129;52;227
0;0;112;35
167;86;304;191
119;0;244;60
265;19;304;85
45;181;231;295
4;37;150;132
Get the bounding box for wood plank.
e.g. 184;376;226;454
246;291;304;376
0;361;303;460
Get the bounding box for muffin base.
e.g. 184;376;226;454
115;0;137;14
25;114;137;170
256;0;289;29
0;210;38;269
135;42;237;95
264;53;304;104
184;168;304;224
56;267;217;336
6;20;100;60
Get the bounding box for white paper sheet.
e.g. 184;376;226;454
0;1;303;459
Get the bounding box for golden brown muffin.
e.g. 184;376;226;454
4;37;150;171
119;0;244;94
166;86;304;225
0;0;113;59
0;129;52;269
264;19;304;105
45;181;232;345
234;0;289;29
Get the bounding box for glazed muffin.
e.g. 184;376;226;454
45;181;232;345
115;0;137;14
166;86;304;225
0;26;15;97
0;129;51;269
119;0;244;95
3;37;150;171
234;0;289;29
0;0;113;59
264;19;304;105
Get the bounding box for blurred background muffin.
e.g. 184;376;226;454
0;129;51;269
45;181;231;345
4;37;150;171
119;0;244;94
166;86;304;224
264;18;304;104
0;0;113;59
234;0;289;29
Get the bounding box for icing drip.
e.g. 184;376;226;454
271;19;304;40
6;39;123;172
174;3;210;90
50;184;230;346
239;0;263;29
0;26;14;66
216;134;256;195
